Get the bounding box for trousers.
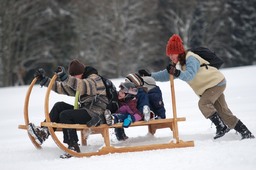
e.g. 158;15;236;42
49;101;91;144
198;84;238;128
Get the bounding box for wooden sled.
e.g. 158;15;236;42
19;74;194;157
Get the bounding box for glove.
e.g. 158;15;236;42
55;66;68;81
122;115;132;128
34;68;48;86
138;69;151;76
166;64;181;77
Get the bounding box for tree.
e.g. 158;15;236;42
0;0;77;86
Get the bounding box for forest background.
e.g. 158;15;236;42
0;0;255;87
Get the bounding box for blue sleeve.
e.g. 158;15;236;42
151;69;170;82
178;56;200;82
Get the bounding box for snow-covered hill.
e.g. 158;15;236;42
1;66;255;170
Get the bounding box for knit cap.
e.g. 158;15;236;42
166;34;185;56
68;59;85;76
125;73;144;87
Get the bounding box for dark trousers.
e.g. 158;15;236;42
49;101;92;145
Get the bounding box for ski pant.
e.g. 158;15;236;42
48;101;92;145
198;84;239;129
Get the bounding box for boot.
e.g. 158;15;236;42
143;105;151;121
234;120;255;140
28;123;49;145
209;112;230;139
104;109;114;126
60;142;81;159
115;128;128;141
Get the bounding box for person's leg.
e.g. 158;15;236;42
28;101;74;145
213;88;254;139
59;109;92;158
198;85;229;139
114;128;128;141
214;93;238;128
59;109;91;145
49;101;74;123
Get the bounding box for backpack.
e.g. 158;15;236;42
100;76;119;113
189;47;224;69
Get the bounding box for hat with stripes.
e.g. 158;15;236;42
125;73;144;87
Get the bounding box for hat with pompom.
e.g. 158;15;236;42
166;34;185;56
68;59;85;76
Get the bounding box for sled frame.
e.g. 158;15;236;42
18;74;194;157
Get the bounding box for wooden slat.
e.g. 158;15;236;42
40;117;186;130
18;125;27;130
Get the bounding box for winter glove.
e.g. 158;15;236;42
55;66;68;81
122;115;132;128
166;64;181;77
34;68;48;86
138;69;151;76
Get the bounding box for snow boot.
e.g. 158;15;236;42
209;112;230;139
234;120;255;140
86;115;101;127
60;142;81;159
143;105;151;121
104;109;114;126
115;128;128;141
28;123;49;145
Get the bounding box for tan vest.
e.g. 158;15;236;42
181;51;225;96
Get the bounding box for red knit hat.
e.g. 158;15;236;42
166;34;185;56
68;59;85;76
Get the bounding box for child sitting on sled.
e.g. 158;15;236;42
104;82;143;129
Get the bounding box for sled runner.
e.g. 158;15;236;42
18;77;42;149
18;74;194;157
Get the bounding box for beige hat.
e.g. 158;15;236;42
142;76;156;91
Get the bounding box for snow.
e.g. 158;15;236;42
1;66;256;170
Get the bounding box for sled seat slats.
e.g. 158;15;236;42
39;117;186;146
19;118;186;147
40;117;185;129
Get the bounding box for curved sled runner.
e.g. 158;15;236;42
19;74;194;157
18;77;42;149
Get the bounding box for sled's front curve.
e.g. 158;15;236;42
18;77;42;149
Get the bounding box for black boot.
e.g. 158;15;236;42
115;128;128;141
209;112;230;139
234;120;255;140
60;142;80;159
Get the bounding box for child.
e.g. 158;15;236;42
104;82;143;129
126;73;166;119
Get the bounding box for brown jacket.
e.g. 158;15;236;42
44;73;108;123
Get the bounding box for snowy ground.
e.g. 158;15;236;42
1;66;256;170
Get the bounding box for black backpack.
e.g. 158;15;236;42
189;47;224;69
100;76;119;113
